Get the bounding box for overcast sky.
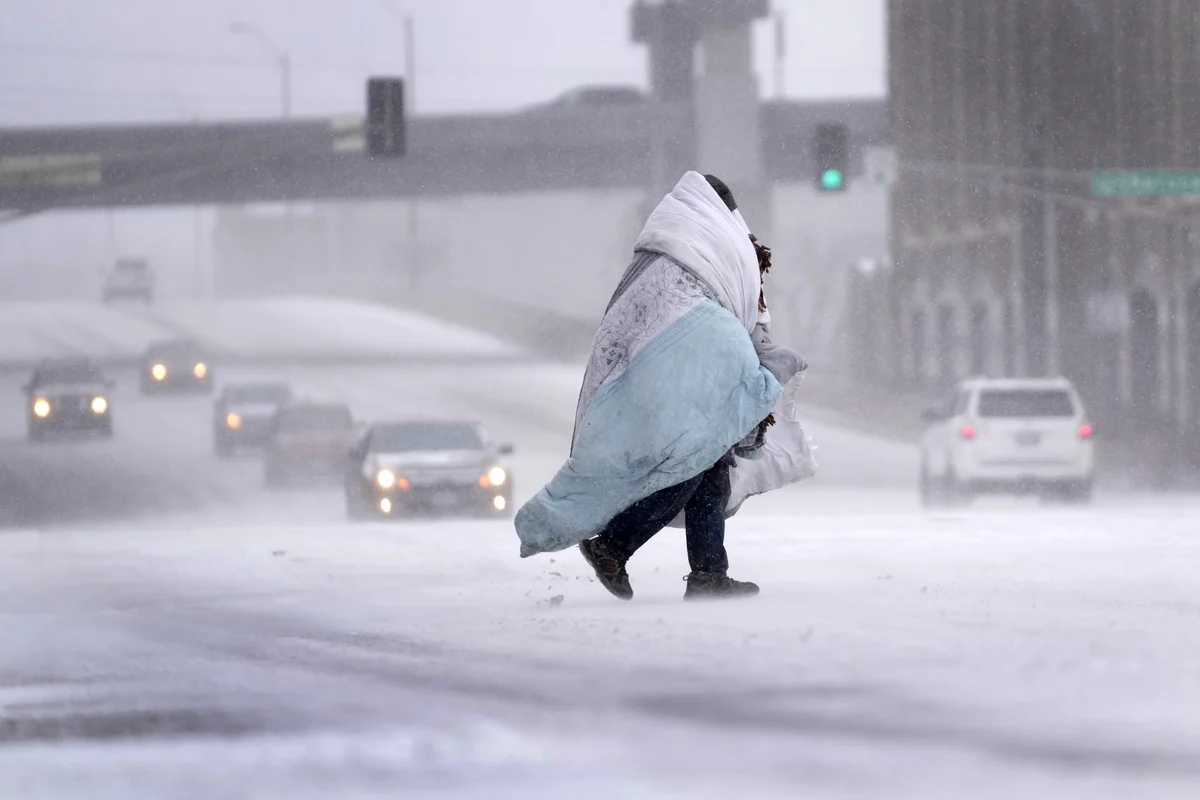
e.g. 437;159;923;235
0;0;885;126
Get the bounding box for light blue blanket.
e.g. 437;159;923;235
515;299;781;557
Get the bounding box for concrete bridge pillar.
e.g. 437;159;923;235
633;0;770;235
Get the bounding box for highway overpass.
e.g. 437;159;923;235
0;99;886;211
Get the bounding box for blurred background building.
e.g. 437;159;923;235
885;0;1200;466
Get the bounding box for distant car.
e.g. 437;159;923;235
264;402;355;488
532;85;647;112
23;357;113;441
920;377;1095;505
344;420;514;520
141;339;212;394
102;257;154;303
213;381;293;457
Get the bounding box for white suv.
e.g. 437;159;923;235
920;377;1095;505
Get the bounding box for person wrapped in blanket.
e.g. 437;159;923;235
514;172;813;601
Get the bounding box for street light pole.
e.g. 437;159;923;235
381;3;420;294
404;15;416;112
774;10;786;99
230;21;294;251
229;22;290;121
404;15;419;293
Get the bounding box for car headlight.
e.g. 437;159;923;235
193;362;208;379
32;398;51;418
151;363;167;381
91;396;108;414
487;466;507;487
376;469;396;489
226;412;242;429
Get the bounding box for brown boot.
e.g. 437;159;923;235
683;571;760;601
579;537;633;600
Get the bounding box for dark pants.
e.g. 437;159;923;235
599;462;730;573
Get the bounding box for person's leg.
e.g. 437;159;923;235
682;463;731;574
580;473;704;600
683;463;760;599
602;474;703;559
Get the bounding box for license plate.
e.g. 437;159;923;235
1015;431;1041;446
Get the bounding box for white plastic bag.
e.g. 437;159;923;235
667;377;817;528
726;377;817;512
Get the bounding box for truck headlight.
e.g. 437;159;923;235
193;362;208;379
151;363;167;381
91;396;108;414
376;469;396;489
33;398;51;418
226;412;242;429
487;466;507;487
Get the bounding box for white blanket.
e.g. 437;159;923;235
634;172;762;333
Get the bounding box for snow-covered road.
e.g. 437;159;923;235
2;299;1198;798
0;296;518;366
2;500;1199;799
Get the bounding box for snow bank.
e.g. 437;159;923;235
140;297;521;361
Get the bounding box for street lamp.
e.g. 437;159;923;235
230;21;295;229
229;21;291;119
380;1;416;111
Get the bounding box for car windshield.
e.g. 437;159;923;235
149;342;204;360
35;360;104;385
977;389;1075;418
277;407;352;431
371;423;483;452
226;384;290;404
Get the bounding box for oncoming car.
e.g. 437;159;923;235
920;377;1095;505
23;358;113;441
344;420;514;520
141;339;213;394
213;381;292;457
102;257;154;303
263;402;355;488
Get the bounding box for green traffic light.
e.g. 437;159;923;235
821;169;845;191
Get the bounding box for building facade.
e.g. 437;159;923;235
888;0;1200;457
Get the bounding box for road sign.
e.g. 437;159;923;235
329;114;365;153
1091;170;1200;197
864;146;896;187
0;153;102;188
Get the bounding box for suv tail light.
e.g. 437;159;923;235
1078;423;1094;440
959;424;977;440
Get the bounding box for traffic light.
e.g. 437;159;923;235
366;77;406;157
814;122;849;192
